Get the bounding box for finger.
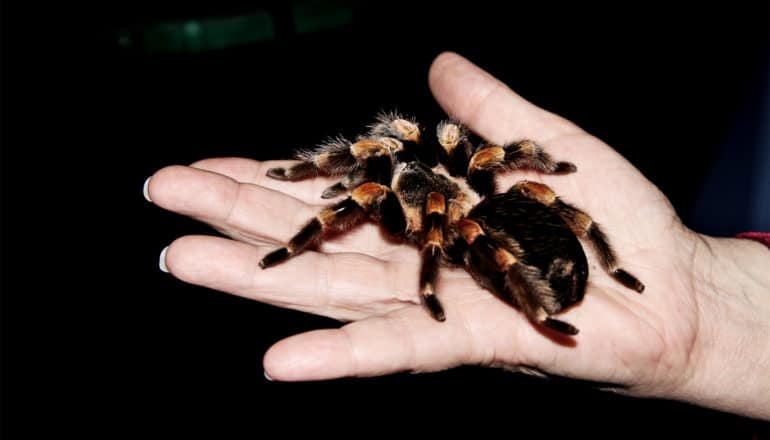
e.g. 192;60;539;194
163;235;419;320
189;157;342;204
262;305;481;381
428;51;581;144
149;165;323;244
149;165;410;255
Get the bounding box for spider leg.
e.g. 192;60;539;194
505;262;580;335
436;120;474;177
466;142;576;196
320;138;395;197
458;219;579;335
419;192;448;321
266;136;357;181
320;169;366;199
351;139;394;185
513;181;645;293
466;146;505;196
503;140;577;174
271;137;396;202
321;137;403;199
259;182;405;268
445;138;474;177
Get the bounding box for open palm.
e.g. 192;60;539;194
148;52;704;398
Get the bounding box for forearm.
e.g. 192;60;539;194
678;235;770;420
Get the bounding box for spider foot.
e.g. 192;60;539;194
542;317;579;335
554;161;577;173
612;269;645;293
259;248;290;269
423;293;446;322
266;167;290;180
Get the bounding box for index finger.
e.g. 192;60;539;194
190;157;344;205
428;51;582;144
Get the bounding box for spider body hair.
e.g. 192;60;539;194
262;114;644;335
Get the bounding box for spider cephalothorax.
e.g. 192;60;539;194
260;112;644;335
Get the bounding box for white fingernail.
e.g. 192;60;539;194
159;246;169;273
264;371;274;381
143;177;153;202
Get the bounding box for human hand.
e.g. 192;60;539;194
146;52;770;420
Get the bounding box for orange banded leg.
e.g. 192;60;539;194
320;141;395;198
267;137;356;181
270;138;396;202
467;146;505;196
436;121;474;177
459;219;579;335
320;169;366;199
514;181;645;293
259;183;403;268
504;140;576;174
467;142;576;196
419;192;448;321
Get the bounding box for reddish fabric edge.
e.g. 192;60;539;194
735;232;770;248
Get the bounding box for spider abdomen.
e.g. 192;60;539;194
468;190;589;312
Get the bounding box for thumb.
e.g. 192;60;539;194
262;306;480;380
428;51;580;144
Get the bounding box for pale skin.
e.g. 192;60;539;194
146;52;770;420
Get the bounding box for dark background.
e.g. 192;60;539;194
3;1;769;437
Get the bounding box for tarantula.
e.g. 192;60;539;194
260;112;644;335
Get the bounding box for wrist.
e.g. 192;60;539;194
675;234;770;420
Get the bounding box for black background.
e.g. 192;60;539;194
3;1;769;437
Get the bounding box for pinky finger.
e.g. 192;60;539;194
262;305;479;381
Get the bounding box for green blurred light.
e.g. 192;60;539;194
116;3;357;53
183;21;201;37
117;31;132;48
120;11;276;53
292;0;354;34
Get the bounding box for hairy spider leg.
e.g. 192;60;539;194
320;170;365;199
269;113;428;197
458;219;579;335
513;181;645;293
503;140;577;174
466;141;577;196
266;136;356;181
436;120;474;177
466;145;504;196
259;182;405;268
419;192;448;321
266;136;399;200
320;139;396;198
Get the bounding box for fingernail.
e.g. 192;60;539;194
143;177;153;202
159;246;169;273
264;371;274;381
